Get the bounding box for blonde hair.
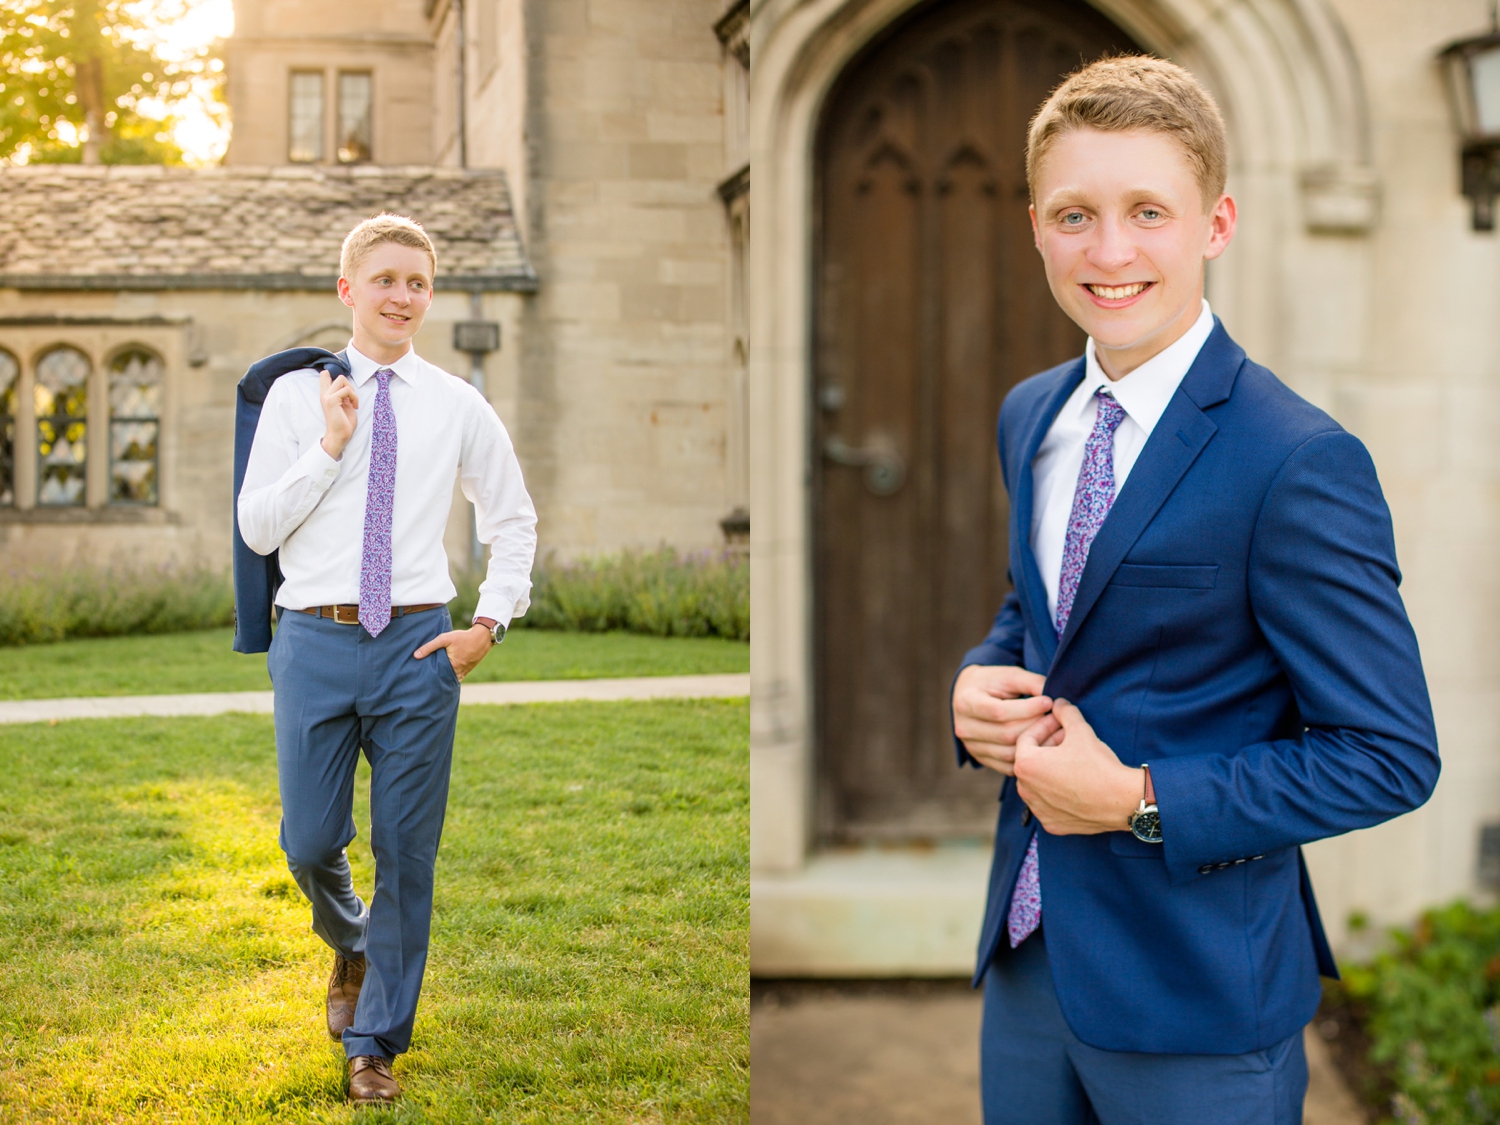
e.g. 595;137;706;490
339;213;437;279
1026;55;1228;211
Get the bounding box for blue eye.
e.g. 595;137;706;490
1139;209;1162;220
1063;212;1085;225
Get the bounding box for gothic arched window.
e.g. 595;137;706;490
35;345;90;507
0;348;17;506
109;347;163;506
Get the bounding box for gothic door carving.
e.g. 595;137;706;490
814;0;1136;840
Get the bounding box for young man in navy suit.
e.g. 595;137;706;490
951;57;1438;1124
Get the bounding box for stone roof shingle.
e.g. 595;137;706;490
0;165;538;292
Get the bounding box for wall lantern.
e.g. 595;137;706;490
1439;10;1500;230
453;320;500;355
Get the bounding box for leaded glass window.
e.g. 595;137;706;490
109;348;163;506
337;72;372;163
35;346;89;507
289;70;324;163
0;349;17;506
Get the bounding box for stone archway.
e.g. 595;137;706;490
750;0;1379;973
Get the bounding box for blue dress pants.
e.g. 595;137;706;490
268;606;461;1060
981;930;1307;1125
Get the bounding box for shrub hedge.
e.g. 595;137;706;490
1332;900;1500;1124
0;548;750;647
0;564;234;647
453;548;749;641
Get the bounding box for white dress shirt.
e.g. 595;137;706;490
238;343;537;627
1030;300;1215;628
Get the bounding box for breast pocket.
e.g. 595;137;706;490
1110;564;1219;590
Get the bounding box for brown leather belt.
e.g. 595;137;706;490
298;603;444;625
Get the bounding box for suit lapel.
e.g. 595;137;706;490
1050;322;1244;669
1012;360;1085;669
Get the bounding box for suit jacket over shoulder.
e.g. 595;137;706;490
232;347;350;654
956;320;1439;1054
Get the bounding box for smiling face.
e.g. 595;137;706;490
337;242;435;364
1029;127;1236;379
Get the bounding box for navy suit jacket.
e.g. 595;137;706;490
232;347;350;654
957;320;1439;1055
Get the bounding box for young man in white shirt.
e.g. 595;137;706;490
238;214;537;1105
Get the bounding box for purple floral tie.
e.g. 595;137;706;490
1008;388;1127;948
357;367;397;638
1056;389;1128;637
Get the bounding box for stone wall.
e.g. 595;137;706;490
1294;0;1500;941
0;286;526;581
441;0;737;557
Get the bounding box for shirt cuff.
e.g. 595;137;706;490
473;593;517;630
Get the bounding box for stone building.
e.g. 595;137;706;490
0;165;533;568
750;0;1500;974
0;0;748;571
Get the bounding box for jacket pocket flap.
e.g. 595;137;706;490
1109;831;1166;858
1110;564;1219;589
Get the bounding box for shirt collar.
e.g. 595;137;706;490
1081;300;1215;435
346;343;424;387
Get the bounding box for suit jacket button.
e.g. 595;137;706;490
1022;808;1033;827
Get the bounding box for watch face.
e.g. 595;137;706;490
1130;808;1163;844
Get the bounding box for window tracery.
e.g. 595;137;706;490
0;349;16;506
35;345;90;507
109;348;163;506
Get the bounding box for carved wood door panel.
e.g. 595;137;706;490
814;0;1135;840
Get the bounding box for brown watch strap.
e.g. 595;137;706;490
1142;763;1156;805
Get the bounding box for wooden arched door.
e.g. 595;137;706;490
814;0;1137;841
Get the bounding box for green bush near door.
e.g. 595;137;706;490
1325;900;1500;1123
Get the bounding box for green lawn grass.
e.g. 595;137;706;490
0;627;750;701
0;700;748;1123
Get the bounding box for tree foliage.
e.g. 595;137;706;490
0;0;216;164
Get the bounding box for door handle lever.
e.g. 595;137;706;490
823;435;906;496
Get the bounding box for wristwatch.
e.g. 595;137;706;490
1128;763;1162;844
472;616;507;646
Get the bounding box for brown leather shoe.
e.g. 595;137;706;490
326;953;366;1040
348;1055;399;1104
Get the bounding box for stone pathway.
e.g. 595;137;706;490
751;982;1368;1125
752;982;984;1125
0;673;750;724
